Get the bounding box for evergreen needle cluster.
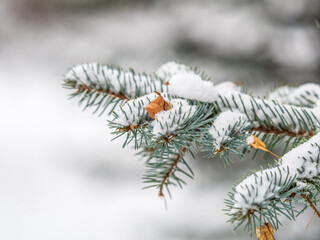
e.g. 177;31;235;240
63;61;320;236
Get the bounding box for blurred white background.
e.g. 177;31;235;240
0;0;319;239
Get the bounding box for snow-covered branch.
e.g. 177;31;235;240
64;61;320;236
226;132;320;231
63;63;170;115
268;83;320;108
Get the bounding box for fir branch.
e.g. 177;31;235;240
204;111;252;165
214;92;320;138
142;146;194;198
63;62;168;115
225;132;320;232
64;60;320;237
168;72;320;139
268;83;320;107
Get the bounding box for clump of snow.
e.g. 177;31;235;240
113;92;196;133
246;135;255;145
268;83;320;107
282;133;320;179
169;73;218;102
155;62;193;81
164;78;320;135
231;132;320;215
113;92;161;126
209;111;250;150
65;63;97;87
65;63;165;98
216;91;320;134
215;81;240;94
152;99;196;138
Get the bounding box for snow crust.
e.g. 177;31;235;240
66;63;164;98
155;62;193;81
215;81;240;94
246;135;255;145
113;92;160;126
152;99;196;137
169;73;218;102
268;83;320;107
113;91;196;137
232;132;320;214
209;111;250;150
216;91;320;134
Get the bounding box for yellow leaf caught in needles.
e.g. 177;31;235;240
256;223;275;240
247;135;280;159
145;91;171;119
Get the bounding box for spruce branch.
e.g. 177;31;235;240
268;83;320;108
203;111;252;165
63;62;170;115
213;91;319;138
63;61;320;237
225;132;320;232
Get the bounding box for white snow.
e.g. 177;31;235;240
65;63;164;98
232;132;320;214
268;83;320;107
169;73;218;102
282;133;320;178
267;85;292;104
152;99;196;137
67;64;320;138
215;81;240;94
65;63;96;87
209;111;250;150
246;135;255;145
166;74;320;137
113;92;160;126
155;62;193;81
3;1;320;239
113;91;197;136
314;100;320;114
216;91;320;134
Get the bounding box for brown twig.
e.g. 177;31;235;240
252;126;314;138
158;147;187;197
301;194;320;218
77;84;130;101
119;124;140;132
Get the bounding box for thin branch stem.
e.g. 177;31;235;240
77;84;130;101
301;194;320;218
252;126;314;138
158;147;187;197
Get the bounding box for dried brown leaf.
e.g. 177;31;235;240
256;223;275;240
249;135;280;158
145;91;171;119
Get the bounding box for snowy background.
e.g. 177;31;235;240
0;0;319;239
